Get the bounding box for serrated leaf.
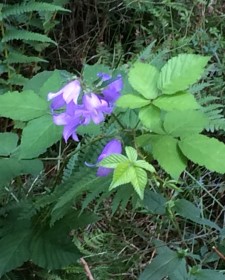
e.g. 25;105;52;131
110;162;132;190
139;104;164;133
15;115;62;159
77;121;101;136
153;92;200;111
158;54;210;94
130;166;147;199
0;133;18;156
0;226;31;277
99;154;128;168
164;110;207;137
116;94;150;109
135;160;155;173
179;134;225;174
139;246;186;280
129;62;159;99
150;135;187;179
125;146;138;161
0;90;48;121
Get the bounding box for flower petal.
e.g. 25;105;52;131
62;80;81;104
97;166;113;177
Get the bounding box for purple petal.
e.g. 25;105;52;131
102;75;123;103
53;113;69;125
62;80;81;104
50;94;65;110
96;139;122;177
97;166;113;177
97;139;122;162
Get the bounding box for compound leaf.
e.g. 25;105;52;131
158;54;210;94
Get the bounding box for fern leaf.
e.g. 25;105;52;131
5;51;48;64
0;2;70;20
2;29;56;45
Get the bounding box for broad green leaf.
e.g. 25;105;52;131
192;269;225;280
116;94;150;108
23;71;54;92
164;110;207;137
135;134;152;153
179;134;225;174
30;217;82;269
129;62;159;99
0;158;43;187
150;135;187;179
39;70;73;99
0;132;18;156
16;115;62;159
82;64;111;86
0;158;22;186
110;162;132;190
139;246;186;280
125;146;138;161
143;190;167;215
174;199;221;230
99;154;128;168
139;104;164;133
158;54;210;94
0;90;48;121
153;92;200;111
130;166;147;199
0;225;31;277
135;160;155;173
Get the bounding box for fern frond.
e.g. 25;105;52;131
62;153;79;183
2;29;56;45
5;51;48;64
0;2;70;20
189;82;211;94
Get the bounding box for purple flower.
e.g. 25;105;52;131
81;93;112;124
48;80;81;110
53;102;81;142
98;73;123;104
97;139;122;177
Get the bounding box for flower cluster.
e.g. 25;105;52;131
48;73;123;142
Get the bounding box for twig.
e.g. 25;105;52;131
212;246;225;262
80;257;95;280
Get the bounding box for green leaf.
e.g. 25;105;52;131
174;199;221;230
76;122;101;136
2;29;56;45
0;158;43;187
30;218;82;269
135;160;155;173
116;94;150;109
179;134;225;174
38;70;73;99
99;154;128;168
158;54;210;94
139;245;186;280
130;166;147;199
0;90;48;121
0;226;31;277
150;135;187;179
153;92;200;111
0;133;18;156
82;64;111;86
129;62;159;99
192;269;225;280
164;110;207;137
139;104;164;133
16;115;62;159
125;146;138;161
110;162;132;190
143;190;167;215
